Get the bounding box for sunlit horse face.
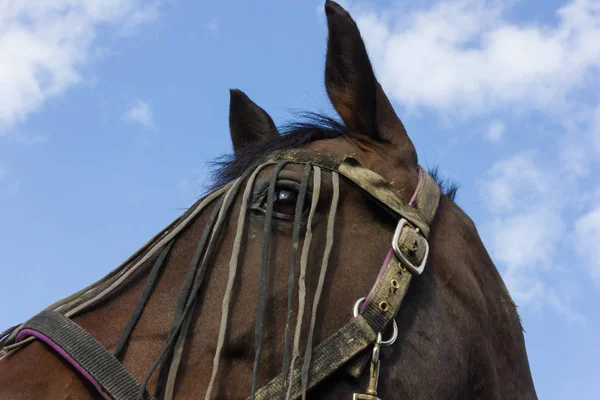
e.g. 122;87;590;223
0;2;536;400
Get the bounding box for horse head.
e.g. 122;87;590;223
0;2;537;399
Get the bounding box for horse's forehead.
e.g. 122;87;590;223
301;135;411;186
301;135;394;170
264;148;342;170
303;135;359;158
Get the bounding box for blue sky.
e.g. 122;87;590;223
1;0;599;398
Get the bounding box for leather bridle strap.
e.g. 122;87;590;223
16;311;154;400
251;158;440;400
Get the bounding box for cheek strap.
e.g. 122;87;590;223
251;164;441;399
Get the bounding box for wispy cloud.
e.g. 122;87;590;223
485;120;505;142
120;1;161;37
206;18;220;34
480;153;553;213
575;207;600;285
479;149;591;323
6;132;49;145
123;99;154;129
0;166;20;198
0;0;162;135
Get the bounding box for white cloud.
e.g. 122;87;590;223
352;0;600;118
0;0;162;135
206;18;219;34
1;180;20;197
0;166;20;197
479;152;580;318
488;208;563;271
479;149;596;323
120;1;161;37
546;289;587;325
593;104;600;153
485;120;505;142
480;153;553;212
123;99;154;129
574;206;600;285
7;132;49;145
559;142;589;177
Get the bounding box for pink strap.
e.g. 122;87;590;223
360;168;423;311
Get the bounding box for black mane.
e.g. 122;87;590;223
427;166;459;201
209;112;458;200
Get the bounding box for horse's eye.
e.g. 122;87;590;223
253;182;310;221
272;188;300;218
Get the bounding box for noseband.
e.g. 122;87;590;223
1;149;440;400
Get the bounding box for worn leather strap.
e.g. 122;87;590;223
16;311;154;400
266;149;438;237
338;158;436;237
345;166;440;378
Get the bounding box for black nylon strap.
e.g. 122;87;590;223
149;170;252;399
279;164;312;400
251;161;288;398
152;195;226;396
18;311;154;400
114;240;174;359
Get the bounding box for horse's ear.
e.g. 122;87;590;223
324;1;416;163
229;89;279;155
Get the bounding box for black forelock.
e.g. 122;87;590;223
209;113;345;190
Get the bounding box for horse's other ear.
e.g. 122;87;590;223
229;89;279;155
324;1;417;164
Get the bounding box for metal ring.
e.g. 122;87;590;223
352;297;366;318
372;333;382;364
352;297;398;347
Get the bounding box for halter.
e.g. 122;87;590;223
0;148;440;400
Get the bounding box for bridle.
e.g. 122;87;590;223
0;148;440;400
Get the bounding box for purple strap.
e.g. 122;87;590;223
17;329;112;400
13;311;153;400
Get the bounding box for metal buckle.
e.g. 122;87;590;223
392;218;429;275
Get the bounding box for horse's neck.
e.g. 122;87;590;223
430;197;537;399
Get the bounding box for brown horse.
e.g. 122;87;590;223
0;2;537;399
